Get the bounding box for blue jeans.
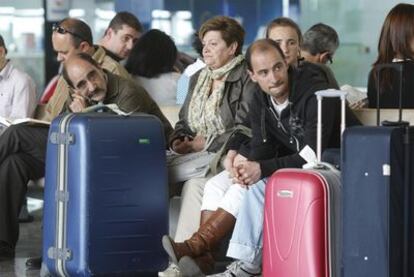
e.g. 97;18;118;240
226;178;267;266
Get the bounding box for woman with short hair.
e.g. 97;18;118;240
160;15;256;276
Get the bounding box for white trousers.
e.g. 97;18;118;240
173;177;209;242
201;170;247;218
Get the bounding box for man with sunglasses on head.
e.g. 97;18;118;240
39;17;130;122
0;51;173;262
99;11;143;62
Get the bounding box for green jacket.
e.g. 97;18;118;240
100;72;173;141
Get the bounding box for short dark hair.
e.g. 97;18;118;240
57;18;93;47
246;39;285;71
0;34;7;54
106;11;143;34
62;52;100;88
302;23;339;55
265;17;303;46
125;29;177;78
192;32;203;56
199;16;245;56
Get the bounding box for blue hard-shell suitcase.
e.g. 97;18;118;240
42;112;169;276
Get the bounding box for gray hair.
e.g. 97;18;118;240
302;23;339;55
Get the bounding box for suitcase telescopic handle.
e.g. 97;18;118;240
315;89;347;163
375;63;404;126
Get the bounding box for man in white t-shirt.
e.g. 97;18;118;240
0;35;37;120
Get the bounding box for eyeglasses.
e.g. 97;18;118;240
326;52;333;64
52;23;87;42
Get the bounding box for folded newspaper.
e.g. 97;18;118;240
0;116;50;136
82;103;134;116
340;84;368;106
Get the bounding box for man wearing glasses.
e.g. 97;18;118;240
301;23;340;88
39;17;130;122
301;23;339;65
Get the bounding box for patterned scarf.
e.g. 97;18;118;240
188;55;244;138
0;57;7;72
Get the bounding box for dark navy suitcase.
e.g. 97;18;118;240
42;112;169;276
342;126;414;277
342;63;414;277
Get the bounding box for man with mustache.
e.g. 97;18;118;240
168;38;342;276
40;17;131;122
0;52;172;261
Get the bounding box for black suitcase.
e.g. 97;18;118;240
342;63;414;277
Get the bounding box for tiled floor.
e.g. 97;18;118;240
0;192;177;277
0;208;42;277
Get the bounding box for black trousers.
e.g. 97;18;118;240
0;124;48;247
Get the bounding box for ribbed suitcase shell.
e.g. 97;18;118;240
42;113;169;276
342;126;414;277
263;167;341;277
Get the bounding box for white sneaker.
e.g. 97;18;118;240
158;262;182;277
207;261;261;277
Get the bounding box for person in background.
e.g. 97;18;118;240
301;23;339;65
0;34;36;120
159;15;256;277
125;29;181;106
99;11;143;62
300;22;361;138
367;3;414;108
265;17;302;67
39;17;131;122
176;32;206;105
301;22;340;88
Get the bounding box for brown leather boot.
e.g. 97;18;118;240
200;210;214;226
162;208;235;264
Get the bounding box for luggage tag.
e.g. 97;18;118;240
300;145;318;169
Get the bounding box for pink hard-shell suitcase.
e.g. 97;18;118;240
262;90;345;277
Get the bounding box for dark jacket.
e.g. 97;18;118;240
367;60;414;108
169;60;256;152
238;62;342;178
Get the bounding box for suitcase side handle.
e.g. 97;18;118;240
315;89;347;163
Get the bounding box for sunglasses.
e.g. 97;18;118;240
52;23;87;42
